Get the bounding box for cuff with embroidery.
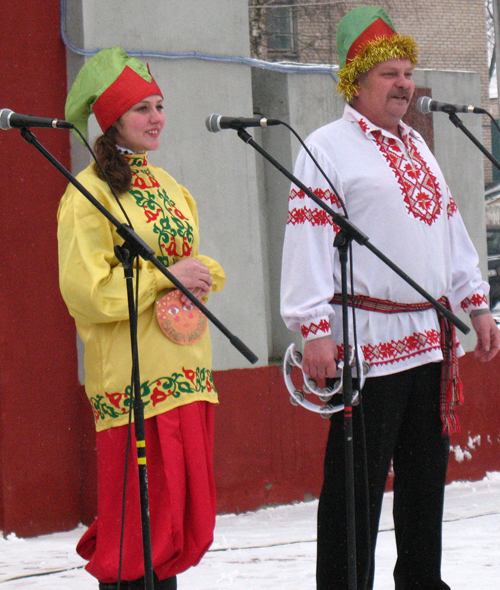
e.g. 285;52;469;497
300;317;332;341
460;291;489;316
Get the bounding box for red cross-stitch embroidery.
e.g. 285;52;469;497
287;187;342;230
461;293;488;311
358;119;370;134
358;329;441;367
447;195;458;219
301;319;331;339
289;187;343;208
371;129;443;226
287;207;338;230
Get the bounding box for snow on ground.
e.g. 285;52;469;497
0;473;499;589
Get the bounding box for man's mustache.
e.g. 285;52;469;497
388;91;411;101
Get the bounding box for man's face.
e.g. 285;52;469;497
352;58;415;135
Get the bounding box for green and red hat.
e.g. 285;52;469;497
336;6;418;102
65;47;163;142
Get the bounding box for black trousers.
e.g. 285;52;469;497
317;363;451;590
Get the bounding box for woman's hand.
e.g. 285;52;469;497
168;258;213;304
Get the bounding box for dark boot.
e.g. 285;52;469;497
156;575;177;590
128;573;177;590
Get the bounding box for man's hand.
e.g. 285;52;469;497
471;313;500;362
302;338;338;379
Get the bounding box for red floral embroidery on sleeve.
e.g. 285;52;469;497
287;188;343;232
301;319;331;339
461;293;488;311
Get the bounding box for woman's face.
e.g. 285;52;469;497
114;94;165;153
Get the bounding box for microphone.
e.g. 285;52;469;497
416;96;487;115
205;114;281;133
0;109;74;130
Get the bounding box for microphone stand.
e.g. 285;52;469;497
446;111;500;172
234;125;469;590
19;127;258;590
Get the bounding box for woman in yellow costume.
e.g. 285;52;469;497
58;47;225;590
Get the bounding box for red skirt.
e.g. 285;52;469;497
77;401;216;583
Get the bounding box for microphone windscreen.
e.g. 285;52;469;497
415;96;432;114
0;109;13;130
205;114;220;133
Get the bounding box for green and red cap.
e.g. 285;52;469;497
336;6;418;102
65;47;163;142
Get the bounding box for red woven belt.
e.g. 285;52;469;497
330;293;434;313
330;293;463;435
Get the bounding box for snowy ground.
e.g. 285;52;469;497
1;473;499;590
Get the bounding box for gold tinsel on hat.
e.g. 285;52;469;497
337;34;418;103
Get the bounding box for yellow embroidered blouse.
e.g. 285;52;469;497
57;154;225;431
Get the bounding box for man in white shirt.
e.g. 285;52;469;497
280;6;500;590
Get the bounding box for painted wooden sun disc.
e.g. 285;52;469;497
156;290;207;345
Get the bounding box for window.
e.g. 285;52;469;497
265;2;296;57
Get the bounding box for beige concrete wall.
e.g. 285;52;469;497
64;0;270;370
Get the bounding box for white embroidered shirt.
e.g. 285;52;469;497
280;104;489;376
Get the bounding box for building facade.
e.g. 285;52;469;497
249;0;494;181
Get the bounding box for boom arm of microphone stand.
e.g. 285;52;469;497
20;127;258;364
447;112;500;172
236;127;470;335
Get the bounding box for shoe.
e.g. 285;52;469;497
127;573;177;589
156;576;177;590
127;572;177;590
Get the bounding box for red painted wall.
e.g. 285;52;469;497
213;354;500;513
447;353;500;481
213;365;329;513
76;352;500;526
0;0;83;536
